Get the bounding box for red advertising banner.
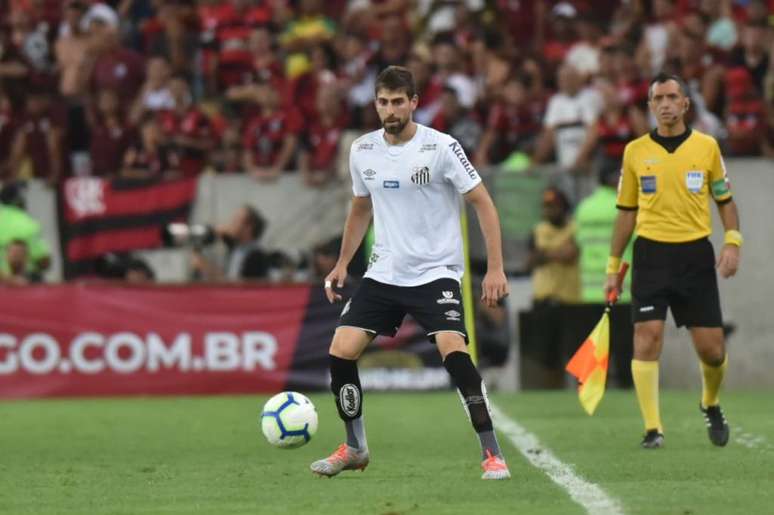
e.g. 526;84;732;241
0;284;310;398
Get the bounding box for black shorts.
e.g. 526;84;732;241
339;278;467;343
631;236;723;328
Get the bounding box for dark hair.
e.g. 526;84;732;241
375;66;416;99
126;257;155;280
648;72;689;100
243;205;266;240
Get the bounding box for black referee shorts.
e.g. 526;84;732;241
631;236;723;328
339;278;468;343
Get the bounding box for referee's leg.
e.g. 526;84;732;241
632;320;666;441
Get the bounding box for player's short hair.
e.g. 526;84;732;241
374;66;416;99
648;73;689;100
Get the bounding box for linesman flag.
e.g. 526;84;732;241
566;263;630;415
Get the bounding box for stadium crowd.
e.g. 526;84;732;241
0;0;772;189
1;0;774;285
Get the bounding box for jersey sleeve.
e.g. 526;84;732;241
708;138;732;203
542;97;559;128
349;141;370;197
443;137;482;194
616;144;638;209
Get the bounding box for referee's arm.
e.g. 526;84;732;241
716;198;741;278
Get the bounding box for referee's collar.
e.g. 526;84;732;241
649;127;692;154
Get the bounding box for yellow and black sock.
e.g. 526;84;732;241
631;359;663;433
700;354;728;408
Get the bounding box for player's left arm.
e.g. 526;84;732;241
464;183;509;307
710;140;741;279
716;199;740;279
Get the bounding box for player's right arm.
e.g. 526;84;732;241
325;143;373;303
605;144;638;298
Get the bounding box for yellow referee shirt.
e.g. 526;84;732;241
616;129;732;243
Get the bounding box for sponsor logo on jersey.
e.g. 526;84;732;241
643;158;660;166
357;143;374;151
411;166;431;185
420;143;437;152
367;252;379;268
444;310;461;321
339;384;360;417
639;306;655;312
362;168;376;180
437;291;460;305
641;176;657;193
383;180;399;189
448;141;478;180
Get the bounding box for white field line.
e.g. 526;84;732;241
490;403;625;515
734;426;773;450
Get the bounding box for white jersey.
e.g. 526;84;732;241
349;123;482;287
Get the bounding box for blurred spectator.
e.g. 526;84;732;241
55;0;93;174
130;56;174;124
665;28;725;117
532;64;599;171
430;85;482;155
141;0;199;76
524;187;580;388
0;239;42;285
469;28;511;105
198;0;272;94
8;86;63;184
208;123;243;173
0;182;51;276
0;89;18;178
121;115;179;179
574;80;648;171
309;236;339;281
157;77;216;177
527;187;579;304
90;88;138;177
406;47;442;126
476;74;542;167
190;204;274;281
87;3;145;101
724;67;767;155
279;0;336;79
428;32;477;112
636;0;679;76
729;22;771;96
241;83;302;181
298;84;348;187
336;31;377;126
701;0;737;51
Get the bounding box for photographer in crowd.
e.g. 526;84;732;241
187;205;275;282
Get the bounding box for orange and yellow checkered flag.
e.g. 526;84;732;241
566;263;629;415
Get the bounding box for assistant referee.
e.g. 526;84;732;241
605;73;742;449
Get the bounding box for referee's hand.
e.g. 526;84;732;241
324;264;347;303
717;244;740;279
482;270;509;308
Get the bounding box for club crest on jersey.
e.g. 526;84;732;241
362;168;376;181
437;291;460;305
383;180;399;189
411;166;431;185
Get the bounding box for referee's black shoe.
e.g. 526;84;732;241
641;429;664;449
700;403;730;447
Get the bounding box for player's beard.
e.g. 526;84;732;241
382;116;408;135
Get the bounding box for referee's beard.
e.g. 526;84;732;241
382;116;409;135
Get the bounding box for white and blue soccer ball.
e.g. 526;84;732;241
261;391;318;449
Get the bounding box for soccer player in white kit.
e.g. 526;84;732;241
310;66;511;480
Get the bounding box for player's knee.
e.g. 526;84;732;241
633;324;662;359
329;328;369;360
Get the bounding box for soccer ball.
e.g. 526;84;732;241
261;391;318;449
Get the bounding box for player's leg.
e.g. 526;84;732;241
632;320;666;447
311;279;404;477
311;327;373;477
630;237;671;448
407;278;509;479
690;327;729;446
674;238;729;446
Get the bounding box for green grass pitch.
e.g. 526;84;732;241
1;390;773;514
